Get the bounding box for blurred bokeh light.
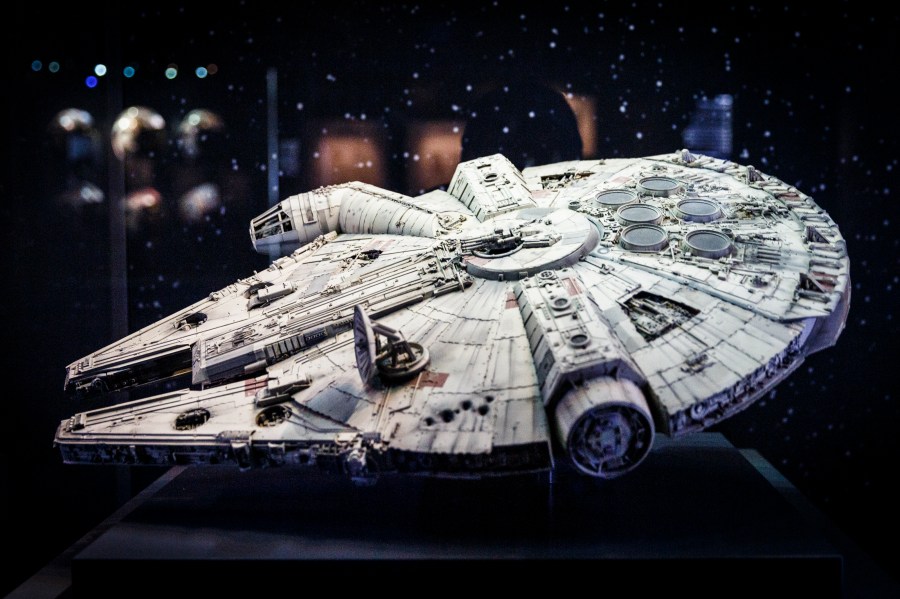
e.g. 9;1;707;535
125;187;163;229
48;108;98;164
179;183;221;223
111;106;166;160
176;109;226;160
58;182;105;208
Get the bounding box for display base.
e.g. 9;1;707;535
12;434;899;598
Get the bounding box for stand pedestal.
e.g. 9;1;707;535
13;434;898;597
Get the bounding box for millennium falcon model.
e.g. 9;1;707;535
56;150;849;481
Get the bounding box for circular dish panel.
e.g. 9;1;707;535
568;333;591;348
595;189;637;207
550;297;572;311
462;208;599;280
683;229;733;258
619;224;669;252
638;176;683;197
616;204;663;226
675;198;722;223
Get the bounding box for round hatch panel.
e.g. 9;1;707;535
619;224;669;252
676;198;722;223
617;204;663;226
683;229;733;258
596;189;637;207
638;176;682;197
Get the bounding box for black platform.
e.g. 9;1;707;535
11;434;899;598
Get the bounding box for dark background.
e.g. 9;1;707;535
4;1;898;593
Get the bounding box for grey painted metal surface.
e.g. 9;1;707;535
56;151;850;480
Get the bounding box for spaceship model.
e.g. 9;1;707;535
56;150;850;481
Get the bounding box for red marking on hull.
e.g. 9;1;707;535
562;277;582;296
417;372;449;388
244;377;268;396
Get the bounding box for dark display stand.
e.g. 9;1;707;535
12;434;898;598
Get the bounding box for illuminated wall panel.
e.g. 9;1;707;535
307;122;387;188
405;120;464;193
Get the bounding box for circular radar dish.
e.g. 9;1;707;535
353;306;378;384
675;198;723;223
595;189;637;208
683;229;733;258
638;176;683;197
377;342;430;382
462;208;599;281
616;204;663;226
619;224;669;252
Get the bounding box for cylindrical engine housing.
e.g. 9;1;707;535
553;377;655;479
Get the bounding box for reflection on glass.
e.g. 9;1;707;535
562;93;597;158
461;83;582;169
48;108;104;209
682;94;733;159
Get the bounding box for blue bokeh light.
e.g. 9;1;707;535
85;75;98;88
31;60;42;72
123;66;136;78
195;66;208;79
94;64;107;76
165;67;178;80
48;61;60;73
